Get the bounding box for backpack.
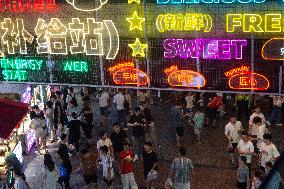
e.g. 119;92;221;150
59;164;68;177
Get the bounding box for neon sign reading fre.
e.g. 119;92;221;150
163;38;247;60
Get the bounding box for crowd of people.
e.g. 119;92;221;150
3;88;284;189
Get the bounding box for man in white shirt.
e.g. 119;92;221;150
237;131;254;173
250;116;267;154
269;95;283;126
225;115;242;165
249;106;268;127
98;89;110;128
259;133;280;168
113;89;127;128
97;131;113;160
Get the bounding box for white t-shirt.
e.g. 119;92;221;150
185;95;194;109
101;155;114;178
225;121;242;143
249;112;265;125
99;92;109;108
113;93;125;110
250;123;266;140
237;139;254;163
97;138;112;151
260;142;280;167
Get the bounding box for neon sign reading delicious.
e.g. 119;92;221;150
163;38;247;60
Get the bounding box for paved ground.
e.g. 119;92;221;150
24;99;284;189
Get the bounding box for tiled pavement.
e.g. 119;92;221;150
24;101;284;189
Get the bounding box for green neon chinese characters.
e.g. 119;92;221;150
64;61;88;72
0;58;43;81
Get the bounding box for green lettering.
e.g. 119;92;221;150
64;62;73;71
2;70;9;80
81;62;88;72
74;62;81;71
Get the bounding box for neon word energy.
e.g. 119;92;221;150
156;14;212;33
108;62;149;86
63;61;88;72
0;18;119;60
163;38;247;59
262;38;284;60
164;65;206;88
157;0;264;4
0;0;57;12
226;14;284;33
0;58;43;81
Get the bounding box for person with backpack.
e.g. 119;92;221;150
207;93;223;129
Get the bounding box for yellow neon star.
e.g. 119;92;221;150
0;51;4;57
128;0;140;3
128;38;148;57
126;11;145;31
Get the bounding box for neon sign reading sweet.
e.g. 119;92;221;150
156;14;212;33
0;0;57;13
164;65;206;88
163;38;247;59
224;66;269;90
156;0;265;4
108;63;149;86
0;18;119;59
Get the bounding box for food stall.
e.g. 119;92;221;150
0;98;32;184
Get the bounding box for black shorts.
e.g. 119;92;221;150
103;177;113;187
236;181;247;189
175;127;184;137
228;143;238;153
83;174;97;185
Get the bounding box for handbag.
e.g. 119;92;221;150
147;170;157;182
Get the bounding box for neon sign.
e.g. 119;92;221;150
128;38;148;57
156;14;212;33
156;0;265;4
108;63;149;86
164;65;206;88
0;0;57;13
0;18;119;59
63;61;88;72
0;58;43;81
66;0;108;12
163;38;247;59
224;66;269;90
262;38;284;60
226;14;283;33
126;11;145;31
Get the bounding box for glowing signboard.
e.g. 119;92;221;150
0;18;119;59
226;14;283;33
63;61;88;72
156;0;265;4
261;38;284;60
164;65;206;88
0;58;43;81
66;0;108;12
163;38;247;59
126;11;145;31
128;38;148;57
0;0;57;12
156;14;212;33
225;66;269;90
108;63;149;86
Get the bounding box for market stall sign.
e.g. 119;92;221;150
108;62;149;86
163;38;247;59
63;61;88;72
0;0;57;13
0;58;43;81
164;65;206;88
261;38;284;60
224;66;269;90
0;18;119;59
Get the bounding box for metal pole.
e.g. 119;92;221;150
279;64;283;94
250;34;254;95
143;0;150;87
96;8;105;85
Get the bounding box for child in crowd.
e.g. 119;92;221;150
100;145;114;189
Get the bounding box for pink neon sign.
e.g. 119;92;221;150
163;38;247;60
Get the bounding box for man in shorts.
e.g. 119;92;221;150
171;100;184;147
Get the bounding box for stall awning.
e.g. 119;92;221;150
0;98;29;139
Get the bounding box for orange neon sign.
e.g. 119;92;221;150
262;38;284;60
225;67;270;90
108;63;149;86
164;66;206;88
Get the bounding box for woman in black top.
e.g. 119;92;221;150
67;112;82;153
